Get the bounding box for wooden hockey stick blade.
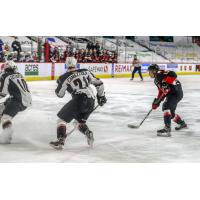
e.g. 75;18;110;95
127;124;140;129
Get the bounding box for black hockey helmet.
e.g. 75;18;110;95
148;64;159;72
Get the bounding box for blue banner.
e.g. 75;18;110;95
167;64;178;69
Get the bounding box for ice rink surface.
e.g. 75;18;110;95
0;75;200;163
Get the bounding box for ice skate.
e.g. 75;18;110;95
157;126;171;137
0;134;12;144
49;138;65;150
85;130;94;148
130;78;133;81
175;121;187;131
0;128;13;144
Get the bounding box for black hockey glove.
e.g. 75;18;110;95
152;98;161;110
97;94;107;106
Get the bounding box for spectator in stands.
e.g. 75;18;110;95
98;50;104;63
86;49;93;62
11;37;22;61
105;50;110;63
92;49;99;63
100;50;109;63
12;51;18;62
63;45;75;61
77;49;85;63
111;52;118;63
63;46;70;62
94;41;100;54
19;52;25;62
0;39;4;62
50;46;61;63
37;37;43;62
32;51;38;62
81;49;88;63
44;38;50;62
86;42;93;50
108;52;113;63
25;52;34;62
74;49;80;61
3;50;9;60
49;45;55;61
4;42;10;52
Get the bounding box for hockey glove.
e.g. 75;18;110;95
97;94;107;106
161;82;170;95
161;81;170;89
152;98;161;110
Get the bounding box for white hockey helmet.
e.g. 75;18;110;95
66;57;77;68
4;61;18;72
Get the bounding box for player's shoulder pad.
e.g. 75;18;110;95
58;71;72;82
15;72;24;78
88;70;98;79
76;68;88;73
167;70;177;78
0;72;10;80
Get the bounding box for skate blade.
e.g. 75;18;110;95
157;134;171;137
49;143;63;150
175;126;188;131
0;141;11;144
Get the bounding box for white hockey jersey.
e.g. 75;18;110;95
0;72;32;107
55;68;104;99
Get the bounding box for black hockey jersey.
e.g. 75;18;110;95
0;72;32;107
154;70;183;99
55;68;104;99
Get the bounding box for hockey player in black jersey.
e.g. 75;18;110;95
0;61;32;144
148;64;187;137
50;57;107;150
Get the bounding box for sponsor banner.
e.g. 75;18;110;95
1;62;200;81
158;64;167;70
79;63;112;75
141;63;150;73
166;64;178;71
178;64;196;72
114;64;133;74
55;63;81;77
25;64;39;76
55;63;66;77
114;63;150;75
17;63;52;77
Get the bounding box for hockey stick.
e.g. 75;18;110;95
128;108;153;129
66;104;99;136
127;95;166;129
92;104;99;112
0;94;10;104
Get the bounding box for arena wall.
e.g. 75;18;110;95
0;62;200;81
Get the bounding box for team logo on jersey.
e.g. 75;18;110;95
25;64;39;76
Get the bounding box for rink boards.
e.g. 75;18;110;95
0;62;200;81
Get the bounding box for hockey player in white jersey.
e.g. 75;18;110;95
0;61;32;144
50;57;107;150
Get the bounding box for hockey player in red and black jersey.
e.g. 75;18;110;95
0;61;32;143
148;64;187;137
50;57;107;150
